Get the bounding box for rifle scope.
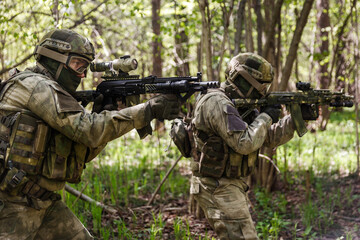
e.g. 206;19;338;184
90;55;138;73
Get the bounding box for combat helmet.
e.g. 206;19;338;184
34;29;95;80
224;52;273;99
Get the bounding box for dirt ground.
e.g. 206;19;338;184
99;174;360;239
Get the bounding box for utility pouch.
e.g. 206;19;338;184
6;112;49;174
225;150;258;178
43;133;71;180
42;132;87;183
170;118;191;158
198;136;228;178
225;150;243;178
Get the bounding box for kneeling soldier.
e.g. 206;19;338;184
0;29;180;239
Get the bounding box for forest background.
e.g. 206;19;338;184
0;0;359;239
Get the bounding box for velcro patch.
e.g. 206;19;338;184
226;105;247;132
50;85;83;113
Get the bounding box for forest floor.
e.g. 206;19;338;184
94;171;360;239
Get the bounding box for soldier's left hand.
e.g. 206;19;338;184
148;94;181;120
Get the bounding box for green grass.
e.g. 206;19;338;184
63;109;358;239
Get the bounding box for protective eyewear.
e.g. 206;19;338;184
66;55;91;75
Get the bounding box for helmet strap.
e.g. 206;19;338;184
245;86;255;98
55;63;64;81
34;46;68;64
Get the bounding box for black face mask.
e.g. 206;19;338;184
39;57;81;96
56;67;81;96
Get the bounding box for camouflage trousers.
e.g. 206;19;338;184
0;191;93;240
191;176;258;240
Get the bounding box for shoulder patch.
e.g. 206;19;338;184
50;84;83;113
225;105;247;132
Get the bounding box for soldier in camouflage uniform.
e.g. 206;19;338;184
190;53;302;240
0;29;180;239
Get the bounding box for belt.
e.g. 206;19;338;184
21;180;61;202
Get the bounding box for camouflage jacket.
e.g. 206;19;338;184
191;88;295;178
0;66;151;194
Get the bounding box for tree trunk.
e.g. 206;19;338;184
198;0;214;81
152;0;164;132
174;16;190;76
262;0;283;61
234;0;247;55
321;0;356;130
52;0;59;27
245;1;254;52
152;0;162;77
217;0;234;81
355;2;360;176
254;0;263;55
316;0;331;130
279;0;315;91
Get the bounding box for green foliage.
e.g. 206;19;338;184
254;188;290;239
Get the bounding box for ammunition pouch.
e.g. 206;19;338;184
192;130;258;179
42;132;88;183
0;111;88;199
170;118;192;158
225;150;258;178
192;132;228;178
5;112;49;174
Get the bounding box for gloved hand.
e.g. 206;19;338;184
300;104;319;120
261;105;281;123
92;94;118;113
147;94;181;120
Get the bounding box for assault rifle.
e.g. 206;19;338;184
75;56;219;108
232;82;354;136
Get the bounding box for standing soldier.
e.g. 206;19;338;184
0;29;180;239
190;53;304;240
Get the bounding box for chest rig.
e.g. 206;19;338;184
191;90;259;179
0;71;89;202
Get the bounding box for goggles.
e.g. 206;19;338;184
66;55;91;75
34;46;92;75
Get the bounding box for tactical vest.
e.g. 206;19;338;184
191;90;259;179
0;71;89;198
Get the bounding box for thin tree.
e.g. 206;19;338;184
279;0;315;91
254;0;263;55
152;0;162;77
354;0;359;175
316;0;331;130
197;0;214;82
217;0;234;80
245;1;254;52
234;0;247;55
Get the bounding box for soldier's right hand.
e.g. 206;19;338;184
92;94;118;113
300;103;319;120
262;105;281;123
148;94;181;120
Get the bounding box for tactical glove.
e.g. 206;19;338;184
262;105;281;123
147;94;181;120
92;94;118;113
300;104;319;120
